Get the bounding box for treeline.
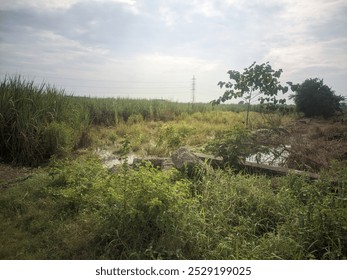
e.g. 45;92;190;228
75;96;249;125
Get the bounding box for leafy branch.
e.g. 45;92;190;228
212;62;289;127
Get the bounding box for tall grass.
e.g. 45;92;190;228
0;76;89;165
75;96;249;125
0;75;264;165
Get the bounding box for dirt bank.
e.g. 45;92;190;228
284;118;347;171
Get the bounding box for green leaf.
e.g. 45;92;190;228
217;81;225;88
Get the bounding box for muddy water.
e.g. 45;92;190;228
246;146;290;167
94;148;136;168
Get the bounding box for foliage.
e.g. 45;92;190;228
1;75;270;165
0;156;346;260
212;62;288;127
205;126;267;168
1;74;345;260
42;122;76;158
289;78;345;118
0;75;89;166
82;96;249;125
0;156;200;259
94;109;274;160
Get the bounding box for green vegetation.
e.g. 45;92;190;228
205;126;257;167
0;76;89;166
289;78;345;118
0;75;254;166
0;156;346;259
213;62;289;127
0;75;346;260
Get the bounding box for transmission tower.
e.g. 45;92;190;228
191;75;196;103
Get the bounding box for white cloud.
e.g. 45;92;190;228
266;38;347;73
279;0;345;21
139;53;220;73
72;53;221;101
251;0;347;83
1;0;138;11
191;0;224;18
1;0;346;101
38;30;109;55
159;6;177;27
1;29;110;74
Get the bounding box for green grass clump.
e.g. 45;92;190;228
0;156;201;259
0;156;345;260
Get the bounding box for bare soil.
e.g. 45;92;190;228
0;163;33;190
283;118;347;172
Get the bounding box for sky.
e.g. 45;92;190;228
1;0;346;103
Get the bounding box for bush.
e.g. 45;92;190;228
205;126;260;167
0;157;346;260
2;157;201;259
127;113;144;124
291;78;344;118
42;122;75;158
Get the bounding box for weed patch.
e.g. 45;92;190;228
0;157;345;259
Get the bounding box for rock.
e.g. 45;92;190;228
161;158;175;170
171;147;205;174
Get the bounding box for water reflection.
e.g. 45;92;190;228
94;148;136;168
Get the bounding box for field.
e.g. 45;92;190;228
0;76;346;260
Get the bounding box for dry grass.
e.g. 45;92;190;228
89;111;272;158
285;118;347;172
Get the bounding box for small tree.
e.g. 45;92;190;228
289;78;344;118
212;62;288;127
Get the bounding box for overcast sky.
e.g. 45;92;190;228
1;0;346;103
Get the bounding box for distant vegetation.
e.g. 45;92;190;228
0;75;265;166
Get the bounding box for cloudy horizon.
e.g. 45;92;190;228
1;0;346;103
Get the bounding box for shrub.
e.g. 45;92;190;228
4;157;202;259
42;122;75;158
0;158;346;260
127;113;144;124
205;126;260;167
291;78;344;118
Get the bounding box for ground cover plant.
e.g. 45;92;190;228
0;156;346;259
0;75;346;260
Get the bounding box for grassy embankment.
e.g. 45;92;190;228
0;76;346;260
